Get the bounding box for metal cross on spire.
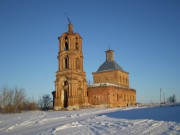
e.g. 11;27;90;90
64;13;71;24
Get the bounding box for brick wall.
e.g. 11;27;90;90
88;86;136;107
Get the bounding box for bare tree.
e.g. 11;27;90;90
39;94;52;110
0;86;38;113
23;97;38;111
14;87;25;112
1;87;14;113
38;96;43;109
167;94;176;103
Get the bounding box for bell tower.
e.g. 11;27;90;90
54;22;88;110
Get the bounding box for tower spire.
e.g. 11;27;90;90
68;23;73;33
65;13;73;33
67;17;73;33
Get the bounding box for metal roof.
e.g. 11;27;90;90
97;60;124;72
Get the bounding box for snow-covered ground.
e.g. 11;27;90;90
0;105;180;135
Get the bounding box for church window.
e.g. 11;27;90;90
107;53;110;60
64;57;69;69
76;58;80;70
64;80;68;87
75;42;79;50
65;43;69;50
64;36;69;51
97;78;100;83
78;89;82;96
106;78;109;82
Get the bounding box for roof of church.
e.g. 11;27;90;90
97;60;124;72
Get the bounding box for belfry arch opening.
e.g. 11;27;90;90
75;37;79;50
75;42;79;50
64;80;68;87
64;57;69;69
76;58;80;70
65;36;69;51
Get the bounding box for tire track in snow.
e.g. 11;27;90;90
119;119;159;135
142;121;180;135
141;121;165;134
6;111;47;131
38;112;180;135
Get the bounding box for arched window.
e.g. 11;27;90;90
64;36;69;51
76;58;80;70
64;57;69;69
76;37;78;42
106;78;109;82
64;80;68;87
75;42;79;50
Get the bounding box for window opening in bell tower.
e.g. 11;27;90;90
75;42;79;50
64;80;68;87
76;58;80;70
64;57;69;69
65;36;69;51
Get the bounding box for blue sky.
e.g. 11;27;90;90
0;0;180;103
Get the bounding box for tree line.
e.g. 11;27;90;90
0;87;52;114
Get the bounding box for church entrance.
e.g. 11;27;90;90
63;80;68;108
64;90;68;108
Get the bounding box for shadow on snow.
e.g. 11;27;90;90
98;105;180;123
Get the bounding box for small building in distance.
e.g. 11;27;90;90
88;50;136;107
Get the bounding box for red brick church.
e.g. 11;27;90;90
52;23;136;110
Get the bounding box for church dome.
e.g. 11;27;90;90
97;60;124;72
96;49;124;72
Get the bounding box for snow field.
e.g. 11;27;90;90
0;105;180;135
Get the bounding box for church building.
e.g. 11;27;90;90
88;50;136;107
53;22;136;110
